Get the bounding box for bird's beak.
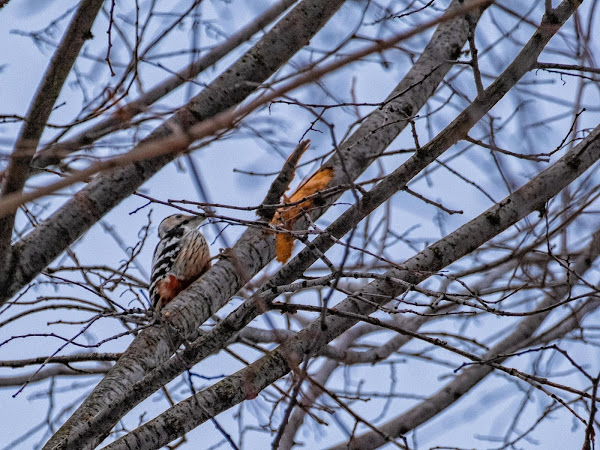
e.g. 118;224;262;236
189;215;207;228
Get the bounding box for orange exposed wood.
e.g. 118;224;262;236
272;167;334;263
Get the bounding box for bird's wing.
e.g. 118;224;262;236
172;230;210;281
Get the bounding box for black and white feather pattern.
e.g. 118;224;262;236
149;214;210;310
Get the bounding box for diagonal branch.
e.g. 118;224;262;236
0;0;105;284
97;3;586;445
257;139;311;220
277;262;517;448
132;0;572;408
0;0;493;227
105;114;600;450
29;0;296;172
44;1;486;448
2;0;348;306
41;1;348;448
336;229;600;449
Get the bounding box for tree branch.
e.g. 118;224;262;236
0;0;104;284
41;1;348;448
337;229;600;449
45;2;486;447
106;112;600;449
29;0;297;172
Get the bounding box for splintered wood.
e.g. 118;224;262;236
272;166;334;263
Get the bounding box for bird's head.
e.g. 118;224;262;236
157;213;207;239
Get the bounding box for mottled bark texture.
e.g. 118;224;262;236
108;115;600;450
30;0;297;171
42;1;348;448
98;1;588;447
45;1;484;448
4;0;346;307
0;0;104;284
334;230;600;449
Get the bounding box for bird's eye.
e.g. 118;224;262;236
176;214;182;218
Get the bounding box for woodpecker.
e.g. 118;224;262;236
149;214;211;311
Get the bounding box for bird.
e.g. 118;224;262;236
149;214;211;311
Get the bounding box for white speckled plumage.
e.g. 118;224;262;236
149;214;210;311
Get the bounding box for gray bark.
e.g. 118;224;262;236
334;230;600;449
43;2;484;448
104;119;600;448
0;0;105;282
41;1;348;448
99;3;588;447
47;2;483;448
4;0;346;306
30;0;297;171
